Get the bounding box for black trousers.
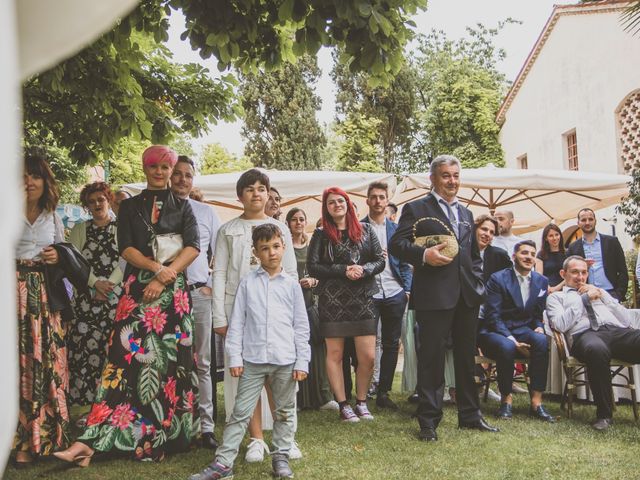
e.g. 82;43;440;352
415;298;481;429
373;290;408;394
342;337;357;400
572;325;640;419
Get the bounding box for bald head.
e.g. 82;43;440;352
494;210;515;236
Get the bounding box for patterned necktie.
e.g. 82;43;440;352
439;199;459;237
569;288;599;331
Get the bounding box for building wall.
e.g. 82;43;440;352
499;10;640;174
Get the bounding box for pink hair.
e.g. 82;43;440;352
142;145;178;168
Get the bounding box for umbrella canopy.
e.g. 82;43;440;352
393;165;630;234
124;170;397;226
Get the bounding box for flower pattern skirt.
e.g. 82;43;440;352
77;270;198;461
15;263;70;457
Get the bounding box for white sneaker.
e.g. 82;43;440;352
289;440;302;460
245;438;269;463
319;400;339;411
512;382;529;394
486;388;501;403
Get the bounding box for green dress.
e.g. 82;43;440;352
295;244;334;409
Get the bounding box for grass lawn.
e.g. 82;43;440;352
4;380;640;480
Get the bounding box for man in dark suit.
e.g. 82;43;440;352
389;155;498;441
566;208;628;301
362;182;413;409
478;240;555;422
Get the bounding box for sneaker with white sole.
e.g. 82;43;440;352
354;403;374;421
244;438;269;463
340;404;360;423
288;440;302;460
319;400;340;411
486;388;501;403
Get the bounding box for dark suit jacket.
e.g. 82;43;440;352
361;216;413;292
482;245;512;283
480;268;548;337
566;233;628;300
388;193;484;311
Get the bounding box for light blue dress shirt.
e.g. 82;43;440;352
582;234;614;292
225;267;311;372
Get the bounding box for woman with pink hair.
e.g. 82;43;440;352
55;146;201;465
307;187;385;423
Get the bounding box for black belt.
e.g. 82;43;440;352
189;282;208;291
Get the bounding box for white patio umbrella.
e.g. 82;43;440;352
125;170;397;226
393;165;631;234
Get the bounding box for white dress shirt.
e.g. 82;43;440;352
368;217;404;299
186;199;221;287
431;191;460;225
547;286;633;345
492;234;523;257
225;267;311;372
16;211;65;260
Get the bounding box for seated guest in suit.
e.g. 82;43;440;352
547;255;640;430
478;240;555;422
475;214;511;282
566;208;627;301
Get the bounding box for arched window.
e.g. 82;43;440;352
617;89;640;173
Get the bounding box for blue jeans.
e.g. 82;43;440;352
478;326;548;396
216;362;296;467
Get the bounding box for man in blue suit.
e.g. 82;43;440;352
478;240;555;422
362;181;413;409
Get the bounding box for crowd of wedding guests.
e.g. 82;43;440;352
13;147;640;479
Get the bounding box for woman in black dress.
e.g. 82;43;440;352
55;145;200;466
307;187;384;422
535;223;566;293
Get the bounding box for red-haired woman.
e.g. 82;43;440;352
307;188;384;422
535;223;566;293
67;182;123;408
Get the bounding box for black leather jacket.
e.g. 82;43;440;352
117;190;200;276
45;242;90;315
306;223;385;296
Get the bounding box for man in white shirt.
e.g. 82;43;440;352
362;182;412;410
171;156;221;449
547;255;640;430
492;210;523;257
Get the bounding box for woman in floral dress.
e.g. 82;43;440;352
55;145;200;465
68;182;123;406
14;152;70;464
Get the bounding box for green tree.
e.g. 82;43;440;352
618;169;640;238
410;24;512;170
336;111;383;172
200;143;252;174
240;55;326;169
332;51;417;173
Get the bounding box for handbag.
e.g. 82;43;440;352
412;216;459;259
137;209;183;264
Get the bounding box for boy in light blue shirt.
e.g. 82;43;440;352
189;223;310;480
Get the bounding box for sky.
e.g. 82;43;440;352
166;0;561;157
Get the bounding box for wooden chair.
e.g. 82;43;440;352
550;327;639;421
475;355;530;402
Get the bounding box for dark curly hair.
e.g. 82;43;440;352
79;181;113;209
25;151;59;212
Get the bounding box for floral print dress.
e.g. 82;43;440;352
77;194;198;461
68;221;122;405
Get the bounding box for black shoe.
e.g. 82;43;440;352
591;418;613;431
496;402;513;419
201;432;219;450
529;404;556;423
408;393;419;404
417;427;438;442
459;417;500;432
376;392;398;410
272;453;294;478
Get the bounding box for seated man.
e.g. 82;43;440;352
478;240;554;422
547;255;640;430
